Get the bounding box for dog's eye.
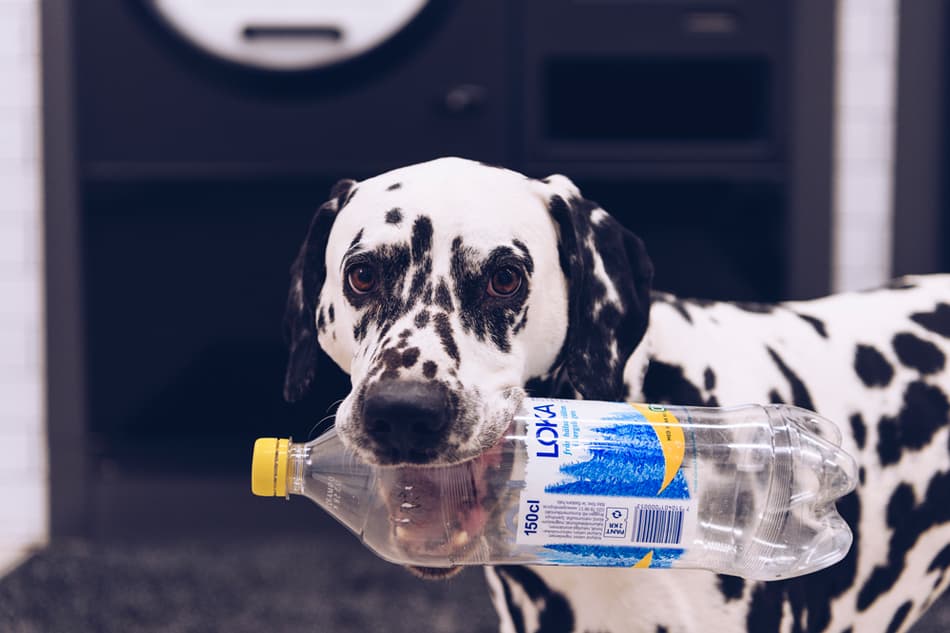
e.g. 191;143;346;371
346;264;378;294
487;266;523;298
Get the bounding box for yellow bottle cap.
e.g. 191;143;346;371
251;437;290;497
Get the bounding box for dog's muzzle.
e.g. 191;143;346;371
362;379;454;465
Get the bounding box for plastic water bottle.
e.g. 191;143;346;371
251;398;857;581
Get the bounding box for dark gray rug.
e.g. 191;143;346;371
0;539;497;633
2;539;947;633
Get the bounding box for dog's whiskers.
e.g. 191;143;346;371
308;412;337;439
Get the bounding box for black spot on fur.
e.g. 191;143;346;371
927;544;950;600
735;301;774;314
353;313;370;341
513;306;529;335
386;182;402;191
671;300;692;323
796;313;828;338
435;279;454;313
717;575;744;602
858;471;950;610
422;361;437;379
656;627;669;633
769;389;784;404
892;332;946;374
399;329;412;339
886;483;915;528
910;303;950;338
859;467;866;485
385;208;403;224
402;347;420;368
876;415;901;466
450;237;531;354
496;572;526;633
317;307;326;333
327;304;334;323
929;543;950;574
766;347;815;409
876;381;950;466
642;361;703;406
651;293;696;324
433;312;460;366
422;282;433;306
746;583;783;633
885;601;913;633
512;239;535;275
332;179;357;209
850;413;867;450
348;229;364;252
411;216;433;263
689;296;716;307
378;348;402;380
887;278;917;290
406;220;433;306
854;344;894;388
703;367;716;391
414;310;430;329
497;566;575;633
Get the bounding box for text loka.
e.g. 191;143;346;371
532;403;560;458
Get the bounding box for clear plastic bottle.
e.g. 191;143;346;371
251;398;858;581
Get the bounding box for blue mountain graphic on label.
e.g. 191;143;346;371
542;545;683;568
544;408;690;499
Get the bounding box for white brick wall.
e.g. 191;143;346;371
0;0;46;575
833;0;900;291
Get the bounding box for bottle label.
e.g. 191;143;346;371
516;399;696;568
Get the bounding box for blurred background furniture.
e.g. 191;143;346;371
49;0;840;537
15;1;949;630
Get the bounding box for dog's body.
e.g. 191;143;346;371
488;282;950;633
283;158;950;633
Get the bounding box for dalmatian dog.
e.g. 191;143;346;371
282;157;950;633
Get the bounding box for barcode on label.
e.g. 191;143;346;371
632;504;685;545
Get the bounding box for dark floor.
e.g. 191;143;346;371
2;537;949;633
1;474;947;633
0;538;497;633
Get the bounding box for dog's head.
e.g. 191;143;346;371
283;158;653;468
283;158;652;576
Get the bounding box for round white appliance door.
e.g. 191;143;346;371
148;0;431;71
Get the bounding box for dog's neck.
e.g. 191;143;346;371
529;325;656;403
624;328;654;401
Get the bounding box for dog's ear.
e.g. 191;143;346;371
283;179;356;402
541;176;653;400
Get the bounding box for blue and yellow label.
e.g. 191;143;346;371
517;399;695;568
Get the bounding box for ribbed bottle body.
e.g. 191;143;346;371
277;398;856;580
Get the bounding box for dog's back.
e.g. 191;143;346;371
491;275;950;633
496;276;950;633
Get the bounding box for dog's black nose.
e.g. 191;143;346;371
362;380;451;463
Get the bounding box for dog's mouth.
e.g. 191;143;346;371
375;432;510;577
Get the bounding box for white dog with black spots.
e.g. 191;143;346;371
282;158;950;633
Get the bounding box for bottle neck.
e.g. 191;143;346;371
287;443;310;496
